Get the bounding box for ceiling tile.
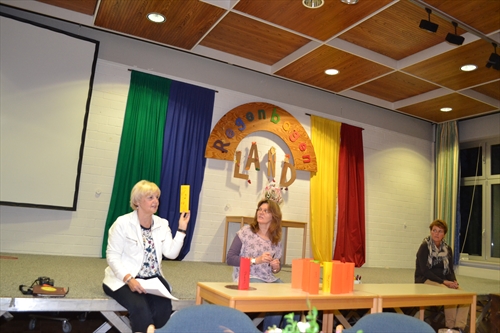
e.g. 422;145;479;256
402;39;500;91
94;0;226;50
472;81;500;101
275;45;392;93
234;0;392;41
353;72;440;102
199;12;311;65
425;0;500;34
397;93;497;123
338;0;466;60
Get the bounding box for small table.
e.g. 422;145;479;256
221;216;307;265
356;284;477;333
196;282;377;333
1;297;131;333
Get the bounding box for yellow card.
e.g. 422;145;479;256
180;185;190;212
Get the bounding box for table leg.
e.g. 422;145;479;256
371;298;378;314
470;294;476;333
322;310;334;333
282;227;289;265
222;219;230;263
302;225;307;258
196;285;202;305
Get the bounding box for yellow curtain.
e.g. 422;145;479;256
310;116;341;262
435;121;459;249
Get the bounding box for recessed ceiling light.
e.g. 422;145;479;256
440;107;453;112
302;0;324;8
147;13;165;23
325;69;339;75
461;64;477;71
341;0;359;4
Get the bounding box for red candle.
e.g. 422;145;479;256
238;257;250;290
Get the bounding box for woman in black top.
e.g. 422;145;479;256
415;219;469;332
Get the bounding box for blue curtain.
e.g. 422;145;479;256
158;81;215;260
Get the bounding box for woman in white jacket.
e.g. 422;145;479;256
103;180;190;333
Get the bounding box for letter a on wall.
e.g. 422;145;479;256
205;102;317;172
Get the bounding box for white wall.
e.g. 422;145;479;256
0;57;435;268
458;113;500;143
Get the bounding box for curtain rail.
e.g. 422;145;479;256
305;113;364;130
127;68;218;93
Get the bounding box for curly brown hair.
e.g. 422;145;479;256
429;219;448;235
250;199;282;245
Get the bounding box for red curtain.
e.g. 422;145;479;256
333;123;365;267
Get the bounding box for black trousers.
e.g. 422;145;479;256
103;275;173;333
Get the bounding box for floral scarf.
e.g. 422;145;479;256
425;235;449;275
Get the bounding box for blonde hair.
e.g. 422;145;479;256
130;180;161;210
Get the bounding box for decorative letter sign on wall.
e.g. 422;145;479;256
205;102;317;173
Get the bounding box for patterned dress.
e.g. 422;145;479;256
137;223;161;278
232;225;282;283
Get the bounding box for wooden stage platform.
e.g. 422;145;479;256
1;253;498;332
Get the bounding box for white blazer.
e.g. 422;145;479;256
103;210;186;291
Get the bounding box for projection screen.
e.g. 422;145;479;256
0;13;99;210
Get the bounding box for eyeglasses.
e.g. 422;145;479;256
431;229;444;234
256;208;270;214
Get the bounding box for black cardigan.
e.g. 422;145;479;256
414;240;457;284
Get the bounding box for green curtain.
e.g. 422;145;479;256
310;116;341;262
101;71;171;257
434;121;459;247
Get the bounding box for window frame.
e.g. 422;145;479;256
459;138;500;264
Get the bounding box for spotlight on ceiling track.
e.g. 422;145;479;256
341;0;359;4
302;0;324;8
419;8;438;33
486;43;500;70
445;21;464;46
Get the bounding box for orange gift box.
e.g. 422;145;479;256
302;260;320;294
292;258;321;294
330;261;355;294
330;260;342;294
291;258;310;289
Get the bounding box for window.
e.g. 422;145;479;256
459;139;500;263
